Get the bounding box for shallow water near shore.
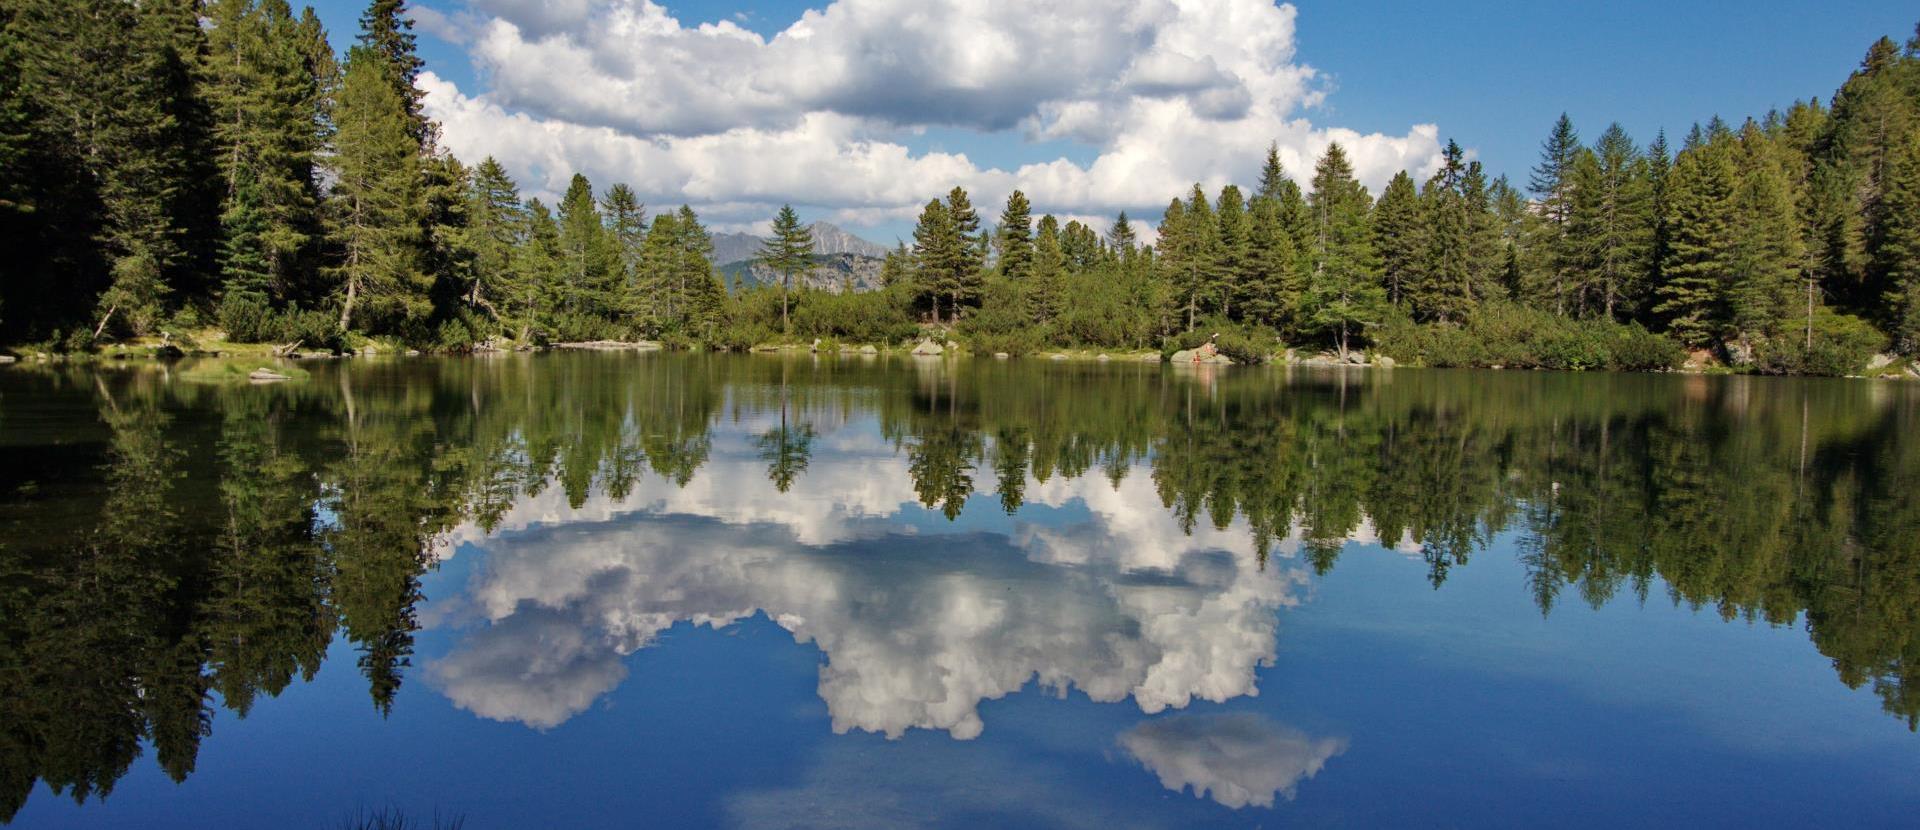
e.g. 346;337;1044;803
2;353;1918;828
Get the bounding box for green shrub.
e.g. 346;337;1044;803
281;308;345;353
218;294;278;343
1372;301;1682;372
1163;316;1280;364
1752;310;1887;376
959;278;1044;356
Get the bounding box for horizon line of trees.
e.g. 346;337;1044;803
1;3;1917;373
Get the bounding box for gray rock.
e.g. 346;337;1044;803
1867;353;1896;371
1096;354;1111;362
859;344;879;354
911;340;944;356
248;368;290;382
1050;353;1069;361
1343;351;1368;365
1376;356;1396;369
993;352;1010;359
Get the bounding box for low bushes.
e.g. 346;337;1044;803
1751;310;1887;376
1373;302;1683;372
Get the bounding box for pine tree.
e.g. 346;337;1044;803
556;173;618;328
1372;170;1422;308
995;190;1034;280
1654;128;1738;347
1304;143;1385;357
327;46;425;334
758;204;814;332
1168;184;1220;329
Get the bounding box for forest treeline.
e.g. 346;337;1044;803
2;355;1916;817
2;2;1918;374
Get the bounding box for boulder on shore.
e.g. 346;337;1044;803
1169;348;1234;365
911;340;945;356
1376;356;1397;369
859;344;880;355
1867;353;1896;371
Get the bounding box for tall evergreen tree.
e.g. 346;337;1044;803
1243;193;1298;329
1566;124;1655;319
1530;114;1582;314
354;0;426;141
911;198;959;324
327;46;425;334
995;190;1034;281
1876;133;1920;351
600;183;646;328
1725;121;1806;346
1258;142;1290;202
1214;185;1251;319
758;204;814;331
461;157;521;321
1654;127;1739;347
1304;143;1385;357
1030;214;1067;323
1373;170;1422;308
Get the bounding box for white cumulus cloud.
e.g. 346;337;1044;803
419;0;1443;231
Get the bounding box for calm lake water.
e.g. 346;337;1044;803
2;353;1918;828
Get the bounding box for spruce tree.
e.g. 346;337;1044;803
1258;142;1289;201
758;204;814;332
995;190;1034;280
1725;121;1805;346
1214;185;1251;319
1654;128;1738;348
1565;124;1655;319
206;0;325;308
1372;170;1422;309
911;198;959;324
1030;214;1067;323
462;157;522;321
1108;211;1138;256
355;0;426;141
944;187;986;315
1876;133;1920;351
1304;143;1385;357
601;183;646;327
1416;140;1476;324
1530;114;1581;314
1243;194;1298;329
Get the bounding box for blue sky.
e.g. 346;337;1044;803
305;1;1917;238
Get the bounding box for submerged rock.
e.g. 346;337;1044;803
248;368;290;382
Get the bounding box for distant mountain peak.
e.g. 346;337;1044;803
710;220;889;265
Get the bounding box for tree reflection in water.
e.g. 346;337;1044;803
0;354;1916;818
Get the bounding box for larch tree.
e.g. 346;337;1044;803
758;204;814;332
327;46;425;335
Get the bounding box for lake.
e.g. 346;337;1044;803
2;353;1917;828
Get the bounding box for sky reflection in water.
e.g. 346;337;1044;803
3;354;1918;827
